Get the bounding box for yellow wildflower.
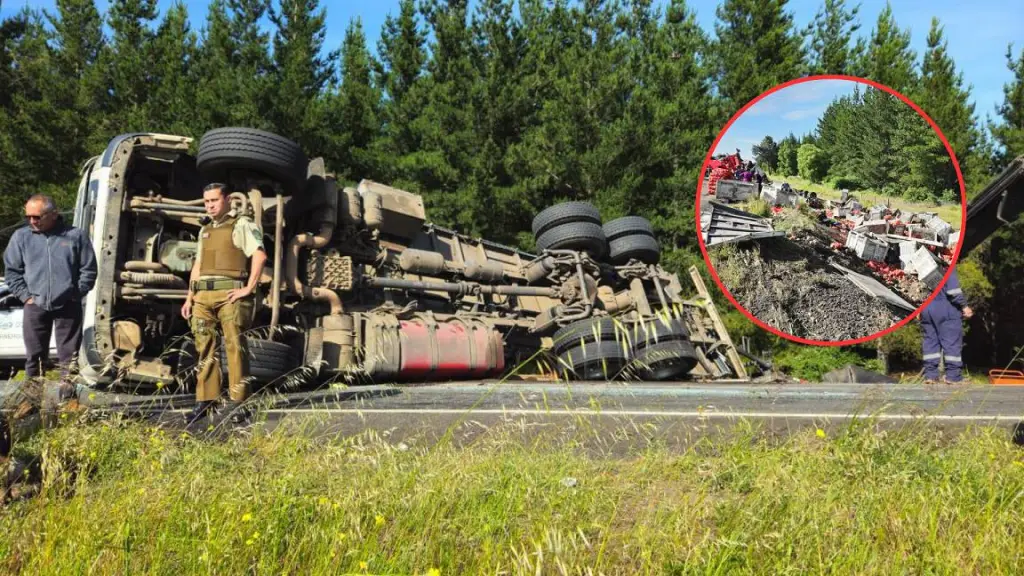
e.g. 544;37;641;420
242;513;253;522
375;515;385;527
816;429;826;439
360;561;369;571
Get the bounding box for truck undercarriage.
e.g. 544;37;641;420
76;129;752;392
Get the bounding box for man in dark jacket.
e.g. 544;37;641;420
920;267;972;384
2;195;97;398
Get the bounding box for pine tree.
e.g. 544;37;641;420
147;2;199;135
916;18;984;194
805;0;861;75
376;0;428;178
323;18;381;182
752;135;779;172
856;3;915;92
194;0;273;132
268;0;337;151
466;0;530;241
103;0;159;128
713;0;805;110
413;0;480;232
990;44;1024;168
43;0;107;165
641;0;720;256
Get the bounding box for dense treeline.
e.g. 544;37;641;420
755;86;958;202
1;0;1023;371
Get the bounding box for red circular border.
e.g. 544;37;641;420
695;74;967;347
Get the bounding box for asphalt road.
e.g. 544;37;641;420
36;380;1021;450
6;380;1024;450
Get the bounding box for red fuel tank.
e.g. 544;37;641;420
396;317;505;379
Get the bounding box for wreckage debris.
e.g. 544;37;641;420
706;177;961;326
701;201;786;246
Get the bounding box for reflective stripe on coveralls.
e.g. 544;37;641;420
921;268;965;382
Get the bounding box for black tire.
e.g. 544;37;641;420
558;341;629;381
536;221;607;258
608;234;660;265
218;337;295;384
532;202;602;237
603;216;654;242
633;340;697;380
552;316;624;355
197;127;308;191
631;317;689;351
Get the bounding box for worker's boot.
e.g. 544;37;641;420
222;400;251;426
183;401;216;426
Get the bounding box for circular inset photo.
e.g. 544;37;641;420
698;76;966;345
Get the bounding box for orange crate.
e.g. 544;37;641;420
989;369;1024;385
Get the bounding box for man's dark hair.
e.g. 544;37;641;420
203;182;228;196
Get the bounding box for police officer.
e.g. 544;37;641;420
920;267;973;384
181;183;267;424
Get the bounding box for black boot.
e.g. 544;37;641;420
184;401;215;426
223;400;250;426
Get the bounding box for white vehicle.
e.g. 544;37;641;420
0;279;58;379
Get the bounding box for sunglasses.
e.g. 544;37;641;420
25;211;53;222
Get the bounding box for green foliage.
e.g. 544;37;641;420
805;0;862;75
713;0;805;110
773;345;873;380
914;18;988;196
797;143;829;182
801;86;956;202
777;133;800;176
752;135;779;172
856;3;916;92
878;323;923;370
990;44;1024;169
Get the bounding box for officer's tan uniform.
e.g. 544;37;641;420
190;211;264;403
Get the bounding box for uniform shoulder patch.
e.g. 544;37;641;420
251;227;262;241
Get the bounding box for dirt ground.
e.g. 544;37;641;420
709;206;934;341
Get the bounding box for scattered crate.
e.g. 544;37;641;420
847;230;888;262
909;246;944;288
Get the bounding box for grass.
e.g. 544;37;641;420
2;417;1024;574
774;174;963;228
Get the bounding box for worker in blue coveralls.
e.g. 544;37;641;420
920;267;973;384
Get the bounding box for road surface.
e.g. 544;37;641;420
20;380;1018;449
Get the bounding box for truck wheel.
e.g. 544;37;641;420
602;216;654;242
196;127;308;191
552;316;624;355
631;317;689;350
218;338;296;384
558;340;629;381
632;340;698;380
608;234;660;265
532;202;602;237
536;221;607;258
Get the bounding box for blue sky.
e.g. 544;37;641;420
714;79;860;159
3;0;1021;145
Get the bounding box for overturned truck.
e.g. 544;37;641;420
73;129;748;390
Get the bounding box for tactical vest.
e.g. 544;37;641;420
199;216;248;279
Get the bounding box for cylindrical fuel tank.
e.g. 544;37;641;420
362;314;505;380
464;260;504;283
399;249;446;275
398;317;505;379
